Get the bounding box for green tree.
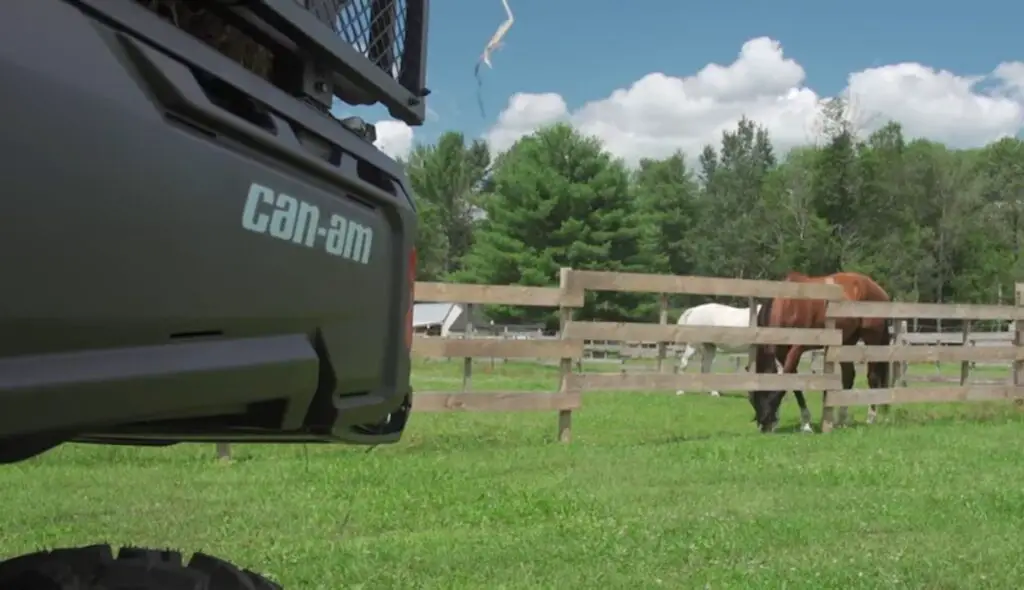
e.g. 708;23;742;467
406;118;1024;311
975;138;1024;281
458;123;652;326
758;148;835;277
807;98;860;271
630;152;702;313
694;117;779;284
411;199;449;280
406;131;490;277
633;152;701;275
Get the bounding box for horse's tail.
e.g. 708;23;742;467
755;298;773;328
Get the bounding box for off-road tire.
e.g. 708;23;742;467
0;544;281;589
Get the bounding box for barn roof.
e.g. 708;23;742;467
413;303;454;327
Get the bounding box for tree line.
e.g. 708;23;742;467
402;99;1024;328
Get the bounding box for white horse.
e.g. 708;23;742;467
674;302;782;397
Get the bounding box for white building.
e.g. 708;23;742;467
412;303;488;337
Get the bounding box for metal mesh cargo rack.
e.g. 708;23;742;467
124;0;430;126
281;0;429;124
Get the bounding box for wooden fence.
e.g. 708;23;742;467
413;268;847;441
820;286;1024;432
808;323;1015;377
412;270;583;442
881;321;1014;385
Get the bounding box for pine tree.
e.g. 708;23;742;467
457;124;651;326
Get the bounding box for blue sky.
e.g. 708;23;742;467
343;0;1023;148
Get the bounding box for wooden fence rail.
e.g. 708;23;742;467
411;268;847;442
412;268;583;442
819;287;1024;432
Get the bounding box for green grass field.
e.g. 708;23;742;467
2;359;1024;589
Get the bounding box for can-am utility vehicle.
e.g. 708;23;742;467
0;1;426;587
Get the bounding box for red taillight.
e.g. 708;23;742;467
405;247;416;350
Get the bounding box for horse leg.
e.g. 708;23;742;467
864;364;878;424
776;345;813;431
701;344;719;396
676;344;697;395
866;360;889;423
782;344;804;374
837;362;855;427
866;322;893;421
793;391;813;433
771;344;809;431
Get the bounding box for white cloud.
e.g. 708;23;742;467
995;62;1024;99
485;37;1024;165
847;63;1022;147
373;120;414;159
485;92;568;153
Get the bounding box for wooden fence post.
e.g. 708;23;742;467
216;442;231;461
657;294;668;373
1015;284;1024;406
557;267;575;442
746;296;758;373
960;320;972;386
462;303;474;392
893;320;907;388
821;316;837;433
888;319;904;418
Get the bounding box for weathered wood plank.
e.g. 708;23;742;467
900;332;1012;345
826;345;1024;363
566;372;841;392
902;375;1008;385
412;337;583;359
413;391;581;412
415;282;565;307
828;300;1024;321
825;385;1024;406
411;337;446;357
903;375;967;383
563;322;840;346
566;270;845;299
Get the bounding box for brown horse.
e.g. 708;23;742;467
750;271;891;433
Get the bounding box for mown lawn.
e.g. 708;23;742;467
2;359;1024;589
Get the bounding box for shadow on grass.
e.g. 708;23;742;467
393;429;559;454
649;430;752;445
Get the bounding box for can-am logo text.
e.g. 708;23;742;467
241;183;373;265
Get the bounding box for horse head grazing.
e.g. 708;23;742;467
752;388;786;433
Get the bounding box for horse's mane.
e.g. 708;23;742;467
785;271;809;282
